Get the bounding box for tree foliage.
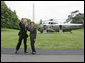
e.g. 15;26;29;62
71;13;84;24
1;1;20;29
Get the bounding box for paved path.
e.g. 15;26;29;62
1;48;84;55
1;48;84;62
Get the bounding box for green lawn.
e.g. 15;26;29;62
1;28;84;49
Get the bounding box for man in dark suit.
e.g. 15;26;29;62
28;22;37;54
15;18;28;53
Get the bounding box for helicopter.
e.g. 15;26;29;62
38;10;83;33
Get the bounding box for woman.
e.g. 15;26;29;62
28;21;37;55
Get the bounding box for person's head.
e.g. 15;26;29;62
21;18;24;23
24;19;28;26
30;21;35;27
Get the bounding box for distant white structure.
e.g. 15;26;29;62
33;3;35;22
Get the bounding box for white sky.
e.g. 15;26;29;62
5;1;84;23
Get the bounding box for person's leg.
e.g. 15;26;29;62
31;39;36;53
33;39;36;52
24;38;27;53
16;36;22;52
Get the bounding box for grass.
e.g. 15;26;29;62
1;28;84;49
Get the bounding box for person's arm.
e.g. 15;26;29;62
34;27;37;42
19;22;22;28
18;22;25;35
35;28;37;39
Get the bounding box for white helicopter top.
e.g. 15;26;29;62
41;19;82;26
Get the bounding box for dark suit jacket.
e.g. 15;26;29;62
28;27;37;39
18;22;28;38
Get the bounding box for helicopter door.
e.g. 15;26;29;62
59;25;63;32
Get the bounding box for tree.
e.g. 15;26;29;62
1;1;20;29
65;10;84;25
71;13;84;24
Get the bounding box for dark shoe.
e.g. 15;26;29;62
24;51;28;54
32;52;36;55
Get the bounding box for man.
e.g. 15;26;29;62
28;22;37;55
15;18;28;53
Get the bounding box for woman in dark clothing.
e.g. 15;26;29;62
28;22;37;54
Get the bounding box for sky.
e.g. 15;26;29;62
5;1;84;23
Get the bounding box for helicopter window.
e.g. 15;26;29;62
49;22;55;24
49;22;50;24
49;22;58;24
50;22;53;24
